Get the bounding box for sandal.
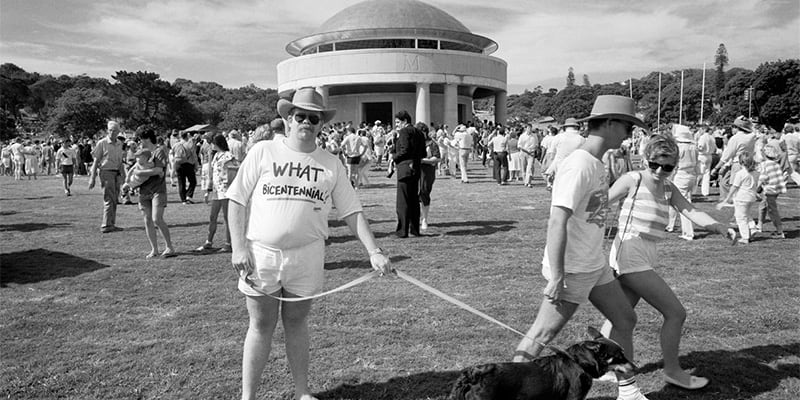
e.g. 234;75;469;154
663;373;709;390
145;251;158;259
160;249;177;258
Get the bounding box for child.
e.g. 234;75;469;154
121;148;155;195
757;144;787;238
717;152;759;244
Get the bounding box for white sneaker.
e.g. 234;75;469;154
421;219;428;230
617;391;649;400
679;234;694;241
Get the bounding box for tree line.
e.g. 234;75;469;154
1;56;797;141
0;64;279;140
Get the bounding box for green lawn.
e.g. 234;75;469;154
1;163;799;400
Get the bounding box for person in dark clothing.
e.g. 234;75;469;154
392;110;426;238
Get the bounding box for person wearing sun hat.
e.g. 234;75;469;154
665;124;700;240
514;95;652;400
713;116;757;198
227;87;391;400
542;117;586;188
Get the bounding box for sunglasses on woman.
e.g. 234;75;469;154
293;113;321;125
648;160;675;172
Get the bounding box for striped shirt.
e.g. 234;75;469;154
758;159;787;195
617;172;672;241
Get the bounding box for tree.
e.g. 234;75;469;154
566;67;575;87
752;59;800;130
714;44;729;101
112;70;178;127
582;74;591;87
47;88;112;138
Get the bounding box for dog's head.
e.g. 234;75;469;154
569;327;637;378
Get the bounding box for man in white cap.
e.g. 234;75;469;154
712;116;756;198
452;124;473;183
88;120;126;233
666;124;700;240
227;87;391;400
514;95;650;400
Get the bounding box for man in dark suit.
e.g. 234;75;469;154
392;110;426;238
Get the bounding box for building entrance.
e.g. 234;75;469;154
363;102;393;128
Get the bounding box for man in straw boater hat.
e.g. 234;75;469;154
226;87;392;400
513;95;652;400
711;116;756;198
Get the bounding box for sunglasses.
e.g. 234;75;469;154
648;160;676;172
293;113;321;125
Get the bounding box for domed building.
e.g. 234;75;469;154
276;0;507;128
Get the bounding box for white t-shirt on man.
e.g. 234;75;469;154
542;149;610;275
226;139;362;249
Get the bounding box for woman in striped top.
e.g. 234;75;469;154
602;134;735;391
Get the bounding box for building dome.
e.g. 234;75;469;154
285;0;497;56
316;0;470;33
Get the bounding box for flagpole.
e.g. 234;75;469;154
700;63;706;124
657;72;662;131
629;77;633;98
679;70;684;125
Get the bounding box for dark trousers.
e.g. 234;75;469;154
177;162;197;201
419;165;436;206
493;151;509;183
396;175;421;236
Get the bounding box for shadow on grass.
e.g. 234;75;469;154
315;343;800;400
625;343;800;400
0;248;109;287
0;222;71;232
315;370;460;400
438;220;517;236
328;219;395;228
325;255;410;270
121;221;211;232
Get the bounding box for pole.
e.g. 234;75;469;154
700;63;706;124
679;70;684;125
657;72;662;131
629;77;633;98
748;86;753;119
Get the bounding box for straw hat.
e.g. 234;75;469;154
277;87;336;124
561;118;580;129
733;116;753;133
672;124;694;143
762;143;781;160
577;95;647;129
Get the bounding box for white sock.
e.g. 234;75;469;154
618;378;648;400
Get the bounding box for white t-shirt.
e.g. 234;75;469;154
226;139;362;249
542;149;610;274
56;147;77;166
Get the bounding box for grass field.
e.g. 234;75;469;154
1;161;799;400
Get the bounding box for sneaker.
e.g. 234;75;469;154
195;242;213;252
737;238;750;244
101;226;123;233
421;219;428;230
218;245;232;253
679;234;694;241
773;232;786;239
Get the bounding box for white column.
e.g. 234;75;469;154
494;90;507;126
415;82;431;125
316;85;329;107
444;83;458;130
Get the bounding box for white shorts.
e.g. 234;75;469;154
609;234;658;275
238;240;325;297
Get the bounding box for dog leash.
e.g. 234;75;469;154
238;270;381;302
238;266;567;356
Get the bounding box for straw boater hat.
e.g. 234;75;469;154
277;87;336;124
577;95;647;129
561;117;580;129
733;116;753;133
672;124;694;143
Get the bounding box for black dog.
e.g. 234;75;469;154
449;327;635;400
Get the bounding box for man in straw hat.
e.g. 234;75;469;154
88;120;126;233
226;87;391;400
712;116;756;198
542;117;585;189
513;95;651;400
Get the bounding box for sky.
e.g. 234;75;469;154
1;0;798;94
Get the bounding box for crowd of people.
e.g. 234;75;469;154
2;90;798;400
